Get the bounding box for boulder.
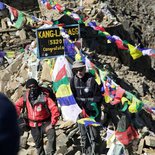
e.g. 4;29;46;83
145;136;155;147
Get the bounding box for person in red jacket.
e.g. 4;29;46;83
15;78;60;155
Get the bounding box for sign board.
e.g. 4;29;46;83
36;24;79;58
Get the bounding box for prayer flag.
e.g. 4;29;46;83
0;2;5;10
55;65;66;82
14;11;24;29
77;118;101;127
52;56;81;122
128;44;143;59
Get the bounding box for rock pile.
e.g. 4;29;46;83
0;23;35;51
18;120;81;155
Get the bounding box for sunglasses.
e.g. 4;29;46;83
74;67;85;73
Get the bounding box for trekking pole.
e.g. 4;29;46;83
84;126;95;155
89;126;96;155
77;121;86;154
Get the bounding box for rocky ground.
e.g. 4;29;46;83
0;0;155;154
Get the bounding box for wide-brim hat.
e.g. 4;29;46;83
72;61;85;69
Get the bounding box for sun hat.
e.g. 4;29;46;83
72;61;85;69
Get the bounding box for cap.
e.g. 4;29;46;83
72;61;85;69
26;78;38;88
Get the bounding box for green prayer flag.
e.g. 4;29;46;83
89;69;95;76
121;102;128;112
78;19;83;24
53;76;69;92
14;11;24;29
125;91;134;100
54;20;59;25
90;102;99;119
19;48;25;53
123;40;129;45
136;102;144;112
49;0;53;5
98;31;106;37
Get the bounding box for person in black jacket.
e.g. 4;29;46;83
70;60;103;155
0;93;19;155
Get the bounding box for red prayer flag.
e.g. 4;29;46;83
115;40;128;50
94;26;105;32
55;65;66;82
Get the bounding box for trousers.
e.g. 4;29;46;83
31;122;56;155
78;123;101;155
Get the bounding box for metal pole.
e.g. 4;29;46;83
85;126;96;155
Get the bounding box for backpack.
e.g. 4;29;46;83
40;85;57;103
74;75;93;90
73;75;101;118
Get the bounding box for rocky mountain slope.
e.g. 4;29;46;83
1;0;155;155
0;0;155;102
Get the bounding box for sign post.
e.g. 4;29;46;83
36;24;79;59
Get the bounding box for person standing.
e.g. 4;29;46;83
70;61;103;155
15;78;60;155
0;93;19;155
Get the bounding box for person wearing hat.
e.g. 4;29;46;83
15;78;60;155
0;93;19;155
70;60;103;155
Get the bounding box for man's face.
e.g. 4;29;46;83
27;84;39;100
74;67;86;78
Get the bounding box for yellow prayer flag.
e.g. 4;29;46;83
95;73;101;85
128;43;142;60
99;69;108;82
121;97;131;105
77;118;95;124
26;16;34;25
104;95;112;103
106;133;115;148
107;40;111;43
128;102;138;113
103;32;110;36
128;97;140;113
75;53;82;61
6;51;15;58
56;84;72;98
66;11;72;16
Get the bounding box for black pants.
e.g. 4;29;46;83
31;122;56;155
103;104;123;128
78;124;101;155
